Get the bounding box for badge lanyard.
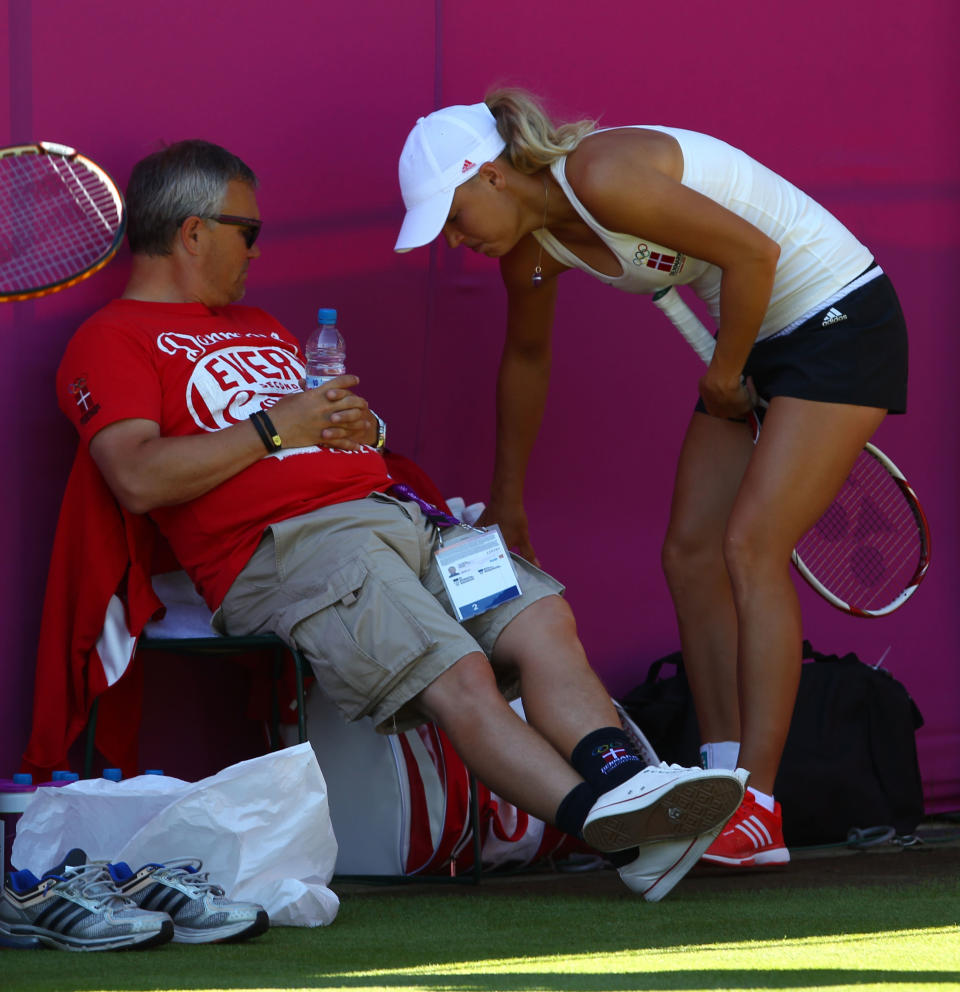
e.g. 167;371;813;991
389;484;522;621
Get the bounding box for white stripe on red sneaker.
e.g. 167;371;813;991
737;815;773;848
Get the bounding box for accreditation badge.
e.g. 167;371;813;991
435;525;522;622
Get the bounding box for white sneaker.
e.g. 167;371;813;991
618;768;751;901
582;763;746;853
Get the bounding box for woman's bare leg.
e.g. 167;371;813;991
662;412;754;745
726;397;886;793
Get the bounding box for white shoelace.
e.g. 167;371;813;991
158;859;226;897
54;863;138;910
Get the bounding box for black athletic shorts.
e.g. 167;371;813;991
695;267;908;415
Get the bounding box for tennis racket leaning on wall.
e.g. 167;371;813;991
652;286;930;618
0;141;125;302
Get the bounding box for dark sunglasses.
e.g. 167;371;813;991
204;213;262;248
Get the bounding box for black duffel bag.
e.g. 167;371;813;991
619;641;925;846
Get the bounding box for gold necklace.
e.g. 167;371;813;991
531;174;549;287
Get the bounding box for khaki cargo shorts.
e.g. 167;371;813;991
215;492;564;733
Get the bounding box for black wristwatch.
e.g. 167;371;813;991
371;411;387;453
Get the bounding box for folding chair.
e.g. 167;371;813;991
83;571;309;779
81;570;483;883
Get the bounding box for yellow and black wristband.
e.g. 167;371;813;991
250;410;282;452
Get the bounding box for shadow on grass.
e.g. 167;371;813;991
3;877;959;991
314;969;960;990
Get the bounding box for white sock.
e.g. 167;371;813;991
747;786;775;813
699;741;740;770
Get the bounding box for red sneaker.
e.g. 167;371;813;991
701;791;790;867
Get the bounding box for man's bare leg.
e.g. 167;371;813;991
415;649;583;824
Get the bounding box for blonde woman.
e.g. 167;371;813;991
395;91;908;872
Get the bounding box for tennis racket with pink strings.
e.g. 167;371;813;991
0;142;125;302
652;286;930;617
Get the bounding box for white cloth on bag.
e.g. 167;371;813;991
11;744;339;927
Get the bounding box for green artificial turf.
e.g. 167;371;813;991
3;876;959;992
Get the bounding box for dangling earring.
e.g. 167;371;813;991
531;174;549;287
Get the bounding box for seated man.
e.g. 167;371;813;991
57;139;746;902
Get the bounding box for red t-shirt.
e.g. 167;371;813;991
58;299;392;609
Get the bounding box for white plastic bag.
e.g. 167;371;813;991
12;743;339;927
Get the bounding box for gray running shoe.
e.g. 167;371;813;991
107;859;269;944
0;850;172;951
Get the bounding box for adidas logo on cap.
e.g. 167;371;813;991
821;307;847;326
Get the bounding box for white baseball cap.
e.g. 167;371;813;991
394;102;507;252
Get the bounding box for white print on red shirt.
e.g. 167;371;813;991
164;334;306;432
157;329;278;361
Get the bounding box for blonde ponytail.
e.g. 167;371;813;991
484;88;597;174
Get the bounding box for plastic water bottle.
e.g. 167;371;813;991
1;772;75;874
1;774;36;874
305;308;346;389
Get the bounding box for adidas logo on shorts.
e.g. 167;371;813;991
821;307;847;326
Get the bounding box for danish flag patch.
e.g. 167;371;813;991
600;745;628;765
461;159;475;173
68;375;100;425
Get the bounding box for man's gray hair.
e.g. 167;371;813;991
126;140;258;256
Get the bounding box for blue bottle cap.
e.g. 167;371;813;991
317;308;337;324
144;769;164;776
103;768;123;782
12;773;32;785
51;770;70;781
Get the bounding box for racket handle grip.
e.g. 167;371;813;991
652;287;717;365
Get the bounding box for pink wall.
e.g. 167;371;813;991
3;1;958;809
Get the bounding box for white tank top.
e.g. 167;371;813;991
533;127;874;340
